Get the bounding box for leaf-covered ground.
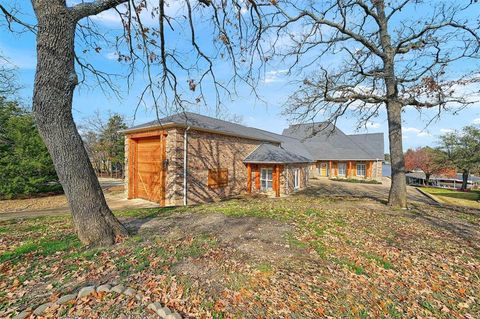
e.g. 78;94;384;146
1;191;479;318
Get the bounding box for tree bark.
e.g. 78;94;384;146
461;170;469;191
31;0;128;246
375;0;407;208
386;101;407;207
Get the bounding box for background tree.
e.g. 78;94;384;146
82;112;127;178
0;98;60;198
267;0;480;207
438;126;480;190
0;0;265;246
404;147;454;185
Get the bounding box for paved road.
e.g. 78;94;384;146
304;177;435;205
0;179;159;221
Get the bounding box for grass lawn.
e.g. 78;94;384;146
421;187;480;209
1;194;479;318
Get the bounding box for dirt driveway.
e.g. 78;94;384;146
304;177;435;205
0;178;158;221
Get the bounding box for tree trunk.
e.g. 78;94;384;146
32;0;128;246
425;173;431;186
461;170;469;191
386;101;407;208
374;0;407;208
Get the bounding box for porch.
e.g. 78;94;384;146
312;160;376;179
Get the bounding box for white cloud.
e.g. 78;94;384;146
403;127;421;133
440;128;454;133
365;121;380;129
472;118;480;125
417;131;432;137
403;127;431;137
106;52;119;60
264;69;288;84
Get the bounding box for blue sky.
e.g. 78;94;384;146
1;1;479;153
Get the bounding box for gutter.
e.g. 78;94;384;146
183;126;190;206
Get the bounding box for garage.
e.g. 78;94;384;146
126;130;167;205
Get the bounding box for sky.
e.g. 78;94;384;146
1;1;479;154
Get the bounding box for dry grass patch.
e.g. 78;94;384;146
1;195;479;318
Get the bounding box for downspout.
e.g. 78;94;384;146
183;126;190;206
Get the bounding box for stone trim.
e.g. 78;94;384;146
12;283;182;319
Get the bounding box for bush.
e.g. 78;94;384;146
0;98;61;199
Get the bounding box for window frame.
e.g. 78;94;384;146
338;162;346;177
208;168;228;188
294;168;300;189
356;163;366;177
260;168;273;191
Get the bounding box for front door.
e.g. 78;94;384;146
319;163;327;177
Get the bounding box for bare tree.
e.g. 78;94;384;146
0;0;265;245
0;56;20;98
267;0;480;207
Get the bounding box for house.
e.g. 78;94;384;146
406;171;480;189
121;112;384;205
282;122;384;180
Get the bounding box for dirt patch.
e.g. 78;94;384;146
131;211;297;262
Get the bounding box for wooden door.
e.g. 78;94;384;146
135;136;164;203
320;163;327;177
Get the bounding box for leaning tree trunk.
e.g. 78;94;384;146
386;100;407;208
32;0;128;246
461;170;469;191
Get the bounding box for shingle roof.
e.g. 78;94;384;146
123;112;281;143
124;112;383;163
282;122;384;160
348;133;384;159
123;112;314;163
243;143;313;164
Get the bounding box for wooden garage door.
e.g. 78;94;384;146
135;136;164;203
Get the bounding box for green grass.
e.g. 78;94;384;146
0;234;80;263
421;187;480;209
363;253;393;270
333;257;367;276
114;206;181;219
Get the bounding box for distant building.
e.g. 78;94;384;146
406;171;480;189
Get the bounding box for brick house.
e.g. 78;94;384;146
122;112;383;205
282;122;384;181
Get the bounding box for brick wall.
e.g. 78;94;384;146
177;128;263;205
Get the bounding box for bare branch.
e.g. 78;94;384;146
70;0;128;22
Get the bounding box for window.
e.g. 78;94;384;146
294;169;300;189
356;163;366;177
208;168;228;188
338;162;346;176
260;168;273;191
